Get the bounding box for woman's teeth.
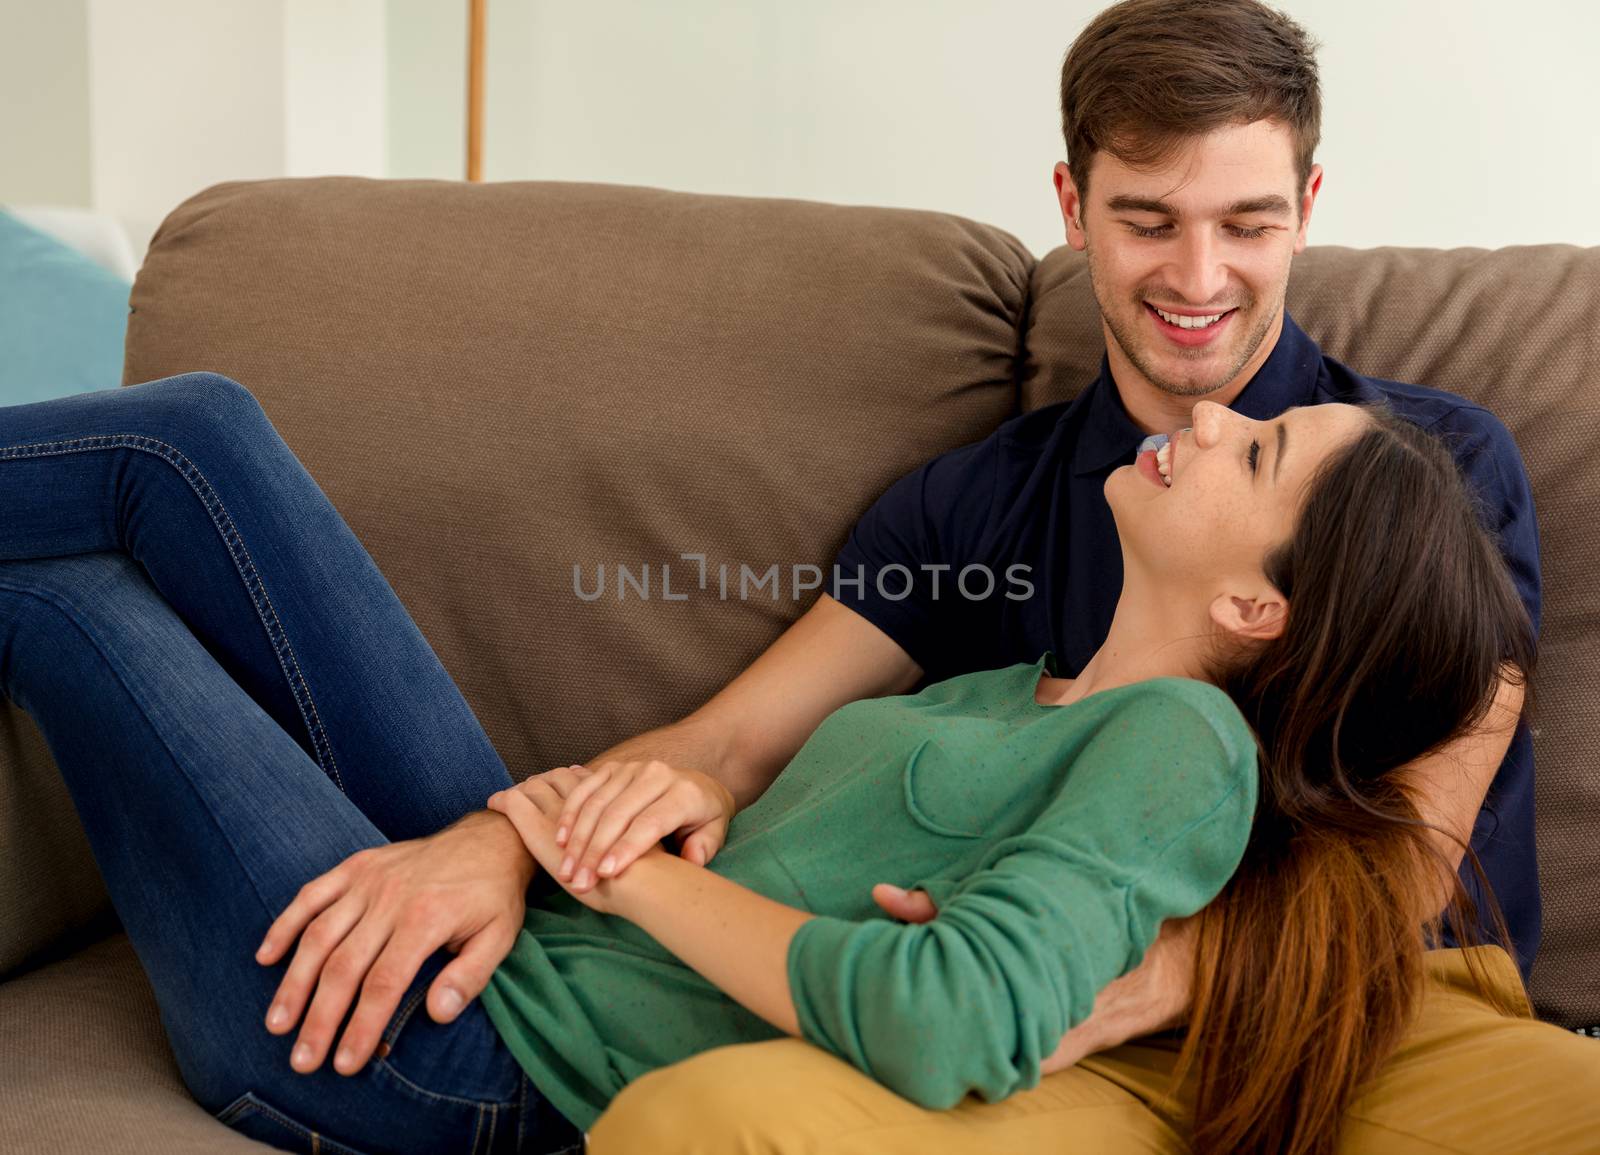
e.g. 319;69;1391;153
1154;305;1228;329
1136;433;1174;489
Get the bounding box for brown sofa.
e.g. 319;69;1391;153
2;177;1595;1152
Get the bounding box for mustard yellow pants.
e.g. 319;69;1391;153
588;947;1600;1154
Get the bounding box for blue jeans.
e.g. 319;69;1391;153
0;373;585;1155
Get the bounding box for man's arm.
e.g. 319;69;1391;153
591;593;922;811
549;594;923;890
1403;666;1526;921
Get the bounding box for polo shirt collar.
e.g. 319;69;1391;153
1069;310;1323;476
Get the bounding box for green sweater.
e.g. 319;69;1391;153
479;652;1258;1132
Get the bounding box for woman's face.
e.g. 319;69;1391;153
1108;400;1372;601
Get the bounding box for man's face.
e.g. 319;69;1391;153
1055;119;1321;400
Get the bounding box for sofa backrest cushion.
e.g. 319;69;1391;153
0;177;1030;976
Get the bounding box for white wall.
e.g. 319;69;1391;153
385;0;464;180
87;0;289;257
3;1;1596;261
384;0;1600;255
1307;0;1600;250
0;0;91;205
285;0;387;180
1;0;385;260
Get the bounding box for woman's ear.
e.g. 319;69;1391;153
1208;587;1288;643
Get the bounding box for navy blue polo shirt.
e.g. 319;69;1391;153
831;311;1542;976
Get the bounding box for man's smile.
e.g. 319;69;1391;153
1144;301;1239;347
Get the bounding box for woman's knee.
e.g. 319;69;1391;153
113;372;303;502
126;372;269;443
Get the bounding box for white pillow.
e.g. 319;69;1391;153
3;204;140;281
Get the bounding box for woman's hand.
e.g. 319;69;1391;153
488;771;671;916
547;758;735;893
255;809;535;1078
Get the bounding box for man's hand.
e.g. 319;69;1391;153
1036;915;1196;1073
870;883;1197;1073
549;759;735;893
254;807;536;1078
871;882;939;923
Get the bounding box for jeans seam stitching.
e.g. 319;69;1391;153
374;1054;520;1109
516;1074;527;1152
236;1094;320;1147
0;433;346;792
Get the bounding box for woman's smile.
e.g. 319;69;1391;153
1136;447;1167;487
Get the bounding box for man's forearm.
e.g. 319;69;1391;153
586;716;770;811
444;808;539;890
1405;667;1524;920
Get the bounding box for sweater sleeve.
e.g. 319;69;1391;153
784;681;1257;1110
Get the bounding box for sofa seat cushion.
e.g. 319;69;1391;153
0;934;269;1153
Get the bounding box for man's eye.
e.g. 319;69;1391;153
1248;439;1261;473
1127;223;1268;239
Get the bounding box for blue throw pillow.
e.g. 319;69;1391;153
0;209;131;405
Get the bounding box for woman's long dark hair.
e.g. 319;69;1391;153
1177;402;1537;1155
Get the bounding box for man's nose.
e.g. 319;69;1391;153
1168;229;1230;308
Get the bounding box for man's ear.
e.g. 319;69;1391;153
1054;161;1087;250
1208;587;1288;642
1293;163;1324;254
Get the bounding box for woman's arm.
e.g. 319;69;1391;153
489;782;811;1035
491;683;1256;1110
607;854;809;1035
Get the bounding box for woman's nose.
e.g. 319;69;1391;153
1190;399;1231;446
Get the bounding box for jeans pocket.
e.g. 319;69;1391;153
377;967;523;1108
214;1091;377;1155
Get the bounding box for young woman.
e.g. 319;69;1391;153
0;373;1530;1155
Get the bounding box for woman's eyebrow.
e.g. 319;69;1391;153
1274;420;1288;483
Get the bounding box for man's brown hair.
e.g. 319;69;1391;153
1059;0;1322;202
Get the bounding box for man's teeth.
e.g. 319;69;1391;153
1156;442;1173;486
1154;305;1227;329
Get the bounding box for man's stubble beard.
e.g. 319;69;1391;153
1085;242;1282;400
